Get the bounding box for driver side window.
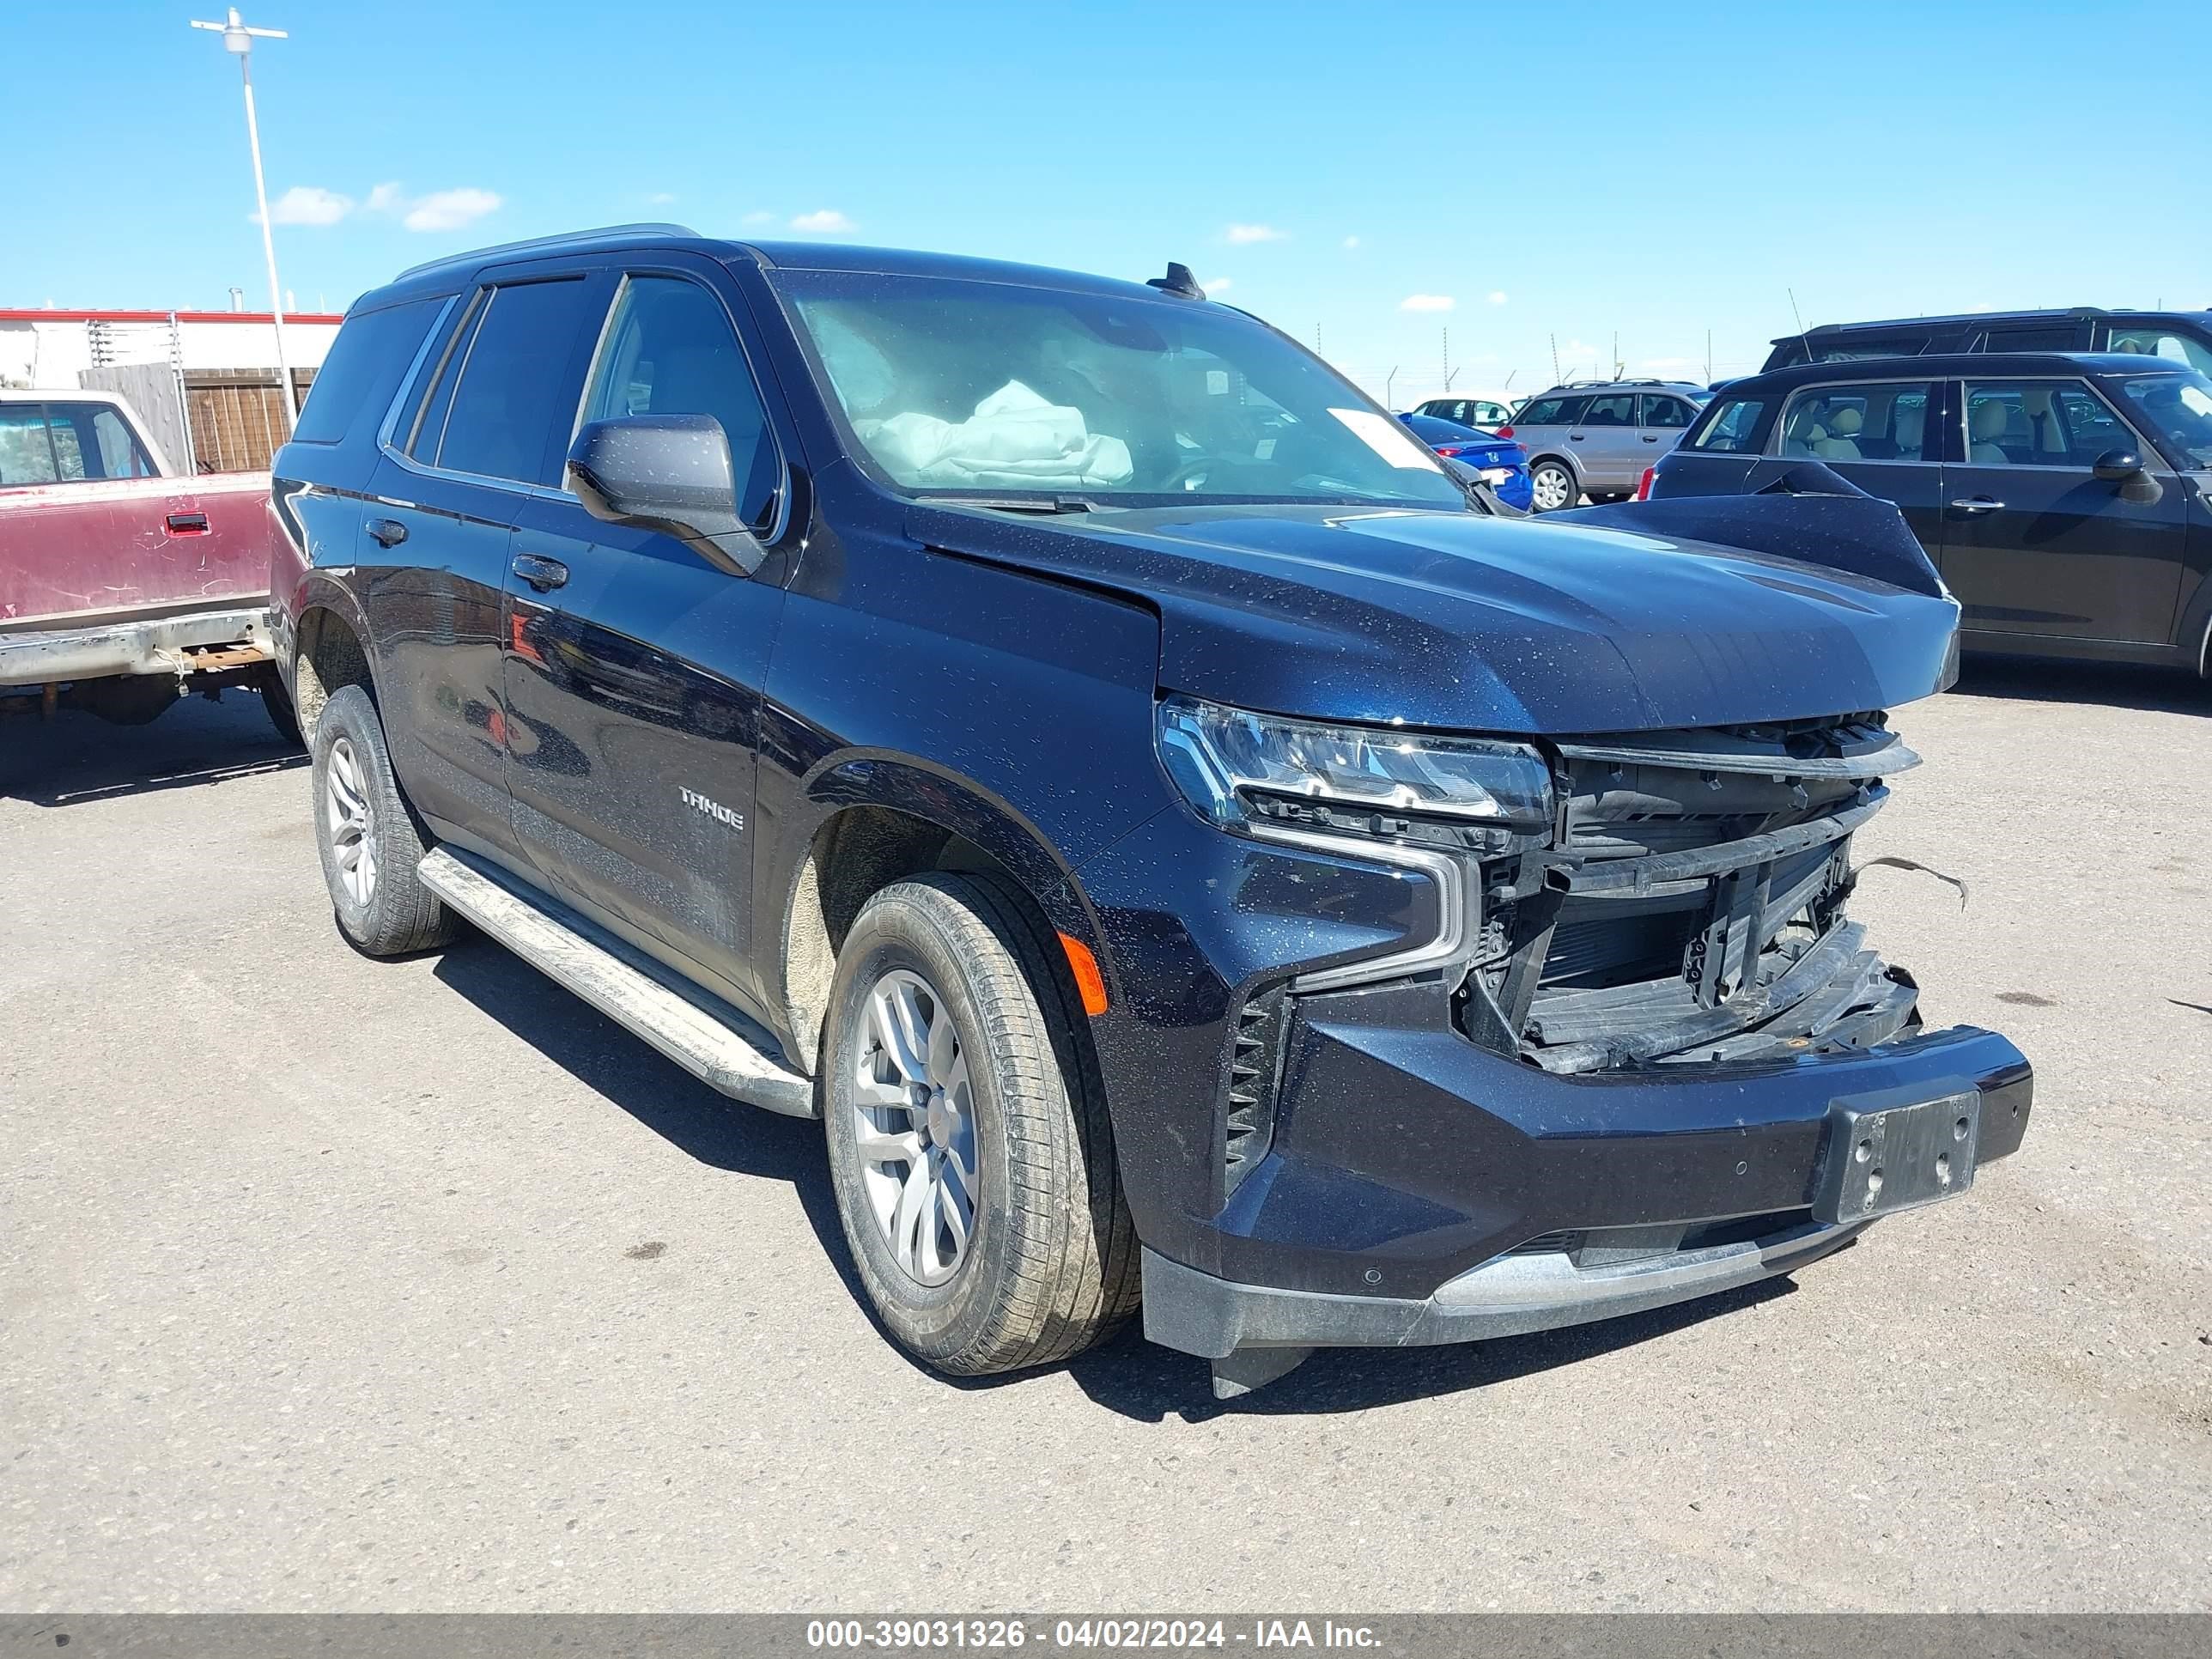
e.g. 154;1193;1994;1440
581;276;781;531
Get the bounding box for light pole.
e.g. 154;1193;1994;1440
190;7;299;423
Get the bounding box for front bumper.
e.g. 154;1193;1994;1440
1069;793;2033;1382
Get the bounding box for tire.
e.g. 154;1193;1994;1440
260;673;303;747
822;872;1139;1375
310;683;459;957
1529;459;1577;513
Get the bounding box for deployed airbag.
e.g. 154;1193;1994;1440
857;380;1133;490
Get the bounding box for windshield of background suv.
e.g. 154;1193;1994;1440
778;271;1466;510
2117;371;2212;468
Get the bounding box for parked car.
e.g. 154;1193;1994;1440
1495;380;1709;511
1396;412;1533;510
1411;395;1515;432
1764;306;2212;376
270;226;2032;1397
0;388;293;732
1644;352;2212;677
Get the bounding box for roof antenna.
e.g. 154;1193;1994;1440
1146;262;1206;301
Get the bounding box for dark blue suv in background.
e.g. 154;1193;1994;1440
1648;353;2212;677
269;226;2032;1397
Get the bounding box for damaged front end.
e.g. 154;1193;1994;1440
1461;716;1925;1074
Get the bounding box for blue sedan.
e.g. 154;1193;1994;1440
1397;412;1534;511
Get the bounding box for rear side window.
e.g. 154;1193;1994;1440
1640;395;1695;428
434;279;598;485
1980;324;2081;352
0;403;155;483
579;275;782;530
294;297;441;446
1779;382;1933;461
1810;335;1929;362
1516;394;1589;426
1690;398;1767;453
0;407;60;484
1582;394;1635;426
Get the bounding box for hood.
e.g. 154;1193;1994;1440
905;500;1960;735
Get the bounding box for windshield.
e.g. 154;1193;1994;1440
776;270;1467;510
2116;372;2212;468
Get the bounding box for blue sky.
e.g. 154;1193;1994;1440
9;0;2207;400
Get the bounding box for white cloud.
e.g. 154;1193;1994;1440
1341;235;1360;250
399;188;503;233
741;210;777;226
260;185;353;227
364;182;406;214
1400;293;1455;313
1486;290;1508;305
647;191;678;206
1202;276;1231;294
1224;223;1285;244
791;209;855;233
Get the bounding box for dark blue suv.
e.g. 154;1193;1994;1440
270;226;2032;1396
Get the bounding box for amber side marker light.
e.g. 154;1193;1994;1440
1056;931;1109;1016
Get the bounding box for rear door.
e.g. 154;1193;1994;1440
1771;379;1945;550
1573;392;1641;493
1635;393;1698;465
362;267;609;863
502;254;796;1012
1941;377;2187;643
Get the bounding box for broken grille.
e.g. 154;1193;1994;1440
1455;715;1923;1074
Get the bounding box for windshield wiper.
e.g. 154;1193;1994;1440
928;495;1097;514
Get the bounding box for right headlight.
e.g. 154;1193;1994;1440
1155;695;1554;837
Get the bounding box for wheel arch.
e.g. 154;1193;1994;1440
287;580;377;741
775;756;1107;1078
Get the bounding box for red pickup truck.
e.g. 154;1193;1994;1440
0;387;294;735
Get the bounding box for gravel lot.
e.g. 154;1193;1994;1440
3;661;2209;1613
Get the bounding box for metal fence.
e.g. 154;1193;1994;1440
71;317;308;474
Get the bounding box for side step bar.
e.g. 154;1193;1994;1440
416;847;816;1118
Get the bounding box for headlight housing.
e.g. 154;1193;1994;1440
1156;695;1554;842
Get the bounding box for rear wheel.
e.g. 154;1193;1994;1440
260;673;303;746
310;684;458;957
822;872;1138;1375
1530;459;1577;513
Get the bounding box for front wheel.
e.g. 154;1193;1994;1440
1529;459;1577;513
822;872;1138;1375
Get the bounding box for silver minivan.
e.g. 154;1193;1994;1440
1504;380;1710;510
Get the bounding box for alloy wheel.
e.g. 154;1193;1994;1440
1532;465;1573;512
325;736;379;906
850;967;978;1286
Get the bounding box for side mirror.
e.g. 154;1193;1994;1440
2092;448;2146;483
566;414;765;577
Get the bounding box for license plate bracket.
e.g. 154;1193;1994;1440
1813;1088;1980;1224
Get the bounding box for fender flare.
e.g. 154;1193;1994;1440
769;750;1112;1069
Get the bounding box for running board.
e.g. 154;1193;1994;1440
416;848;816;1118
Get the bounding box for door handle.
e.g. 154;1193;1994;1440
1641;434;1662;443
165;511;210;534
1567;432;1585;441
1948;496;2003;515
511;553;570;592
367;517;409;547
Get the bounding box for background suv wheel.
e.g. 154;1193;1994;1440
1529;459;1577;513
822;872;1138;1375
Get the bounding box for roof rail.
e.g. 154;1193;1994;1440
1559;377;1671;389
395;222;701;282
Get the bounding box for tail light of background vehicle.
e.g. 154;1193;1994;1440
1434;444;1470;458
1495;425;1514;439
1635;465;1656;501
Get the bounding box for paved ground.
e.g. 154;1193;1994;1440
3;663;2209;1613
